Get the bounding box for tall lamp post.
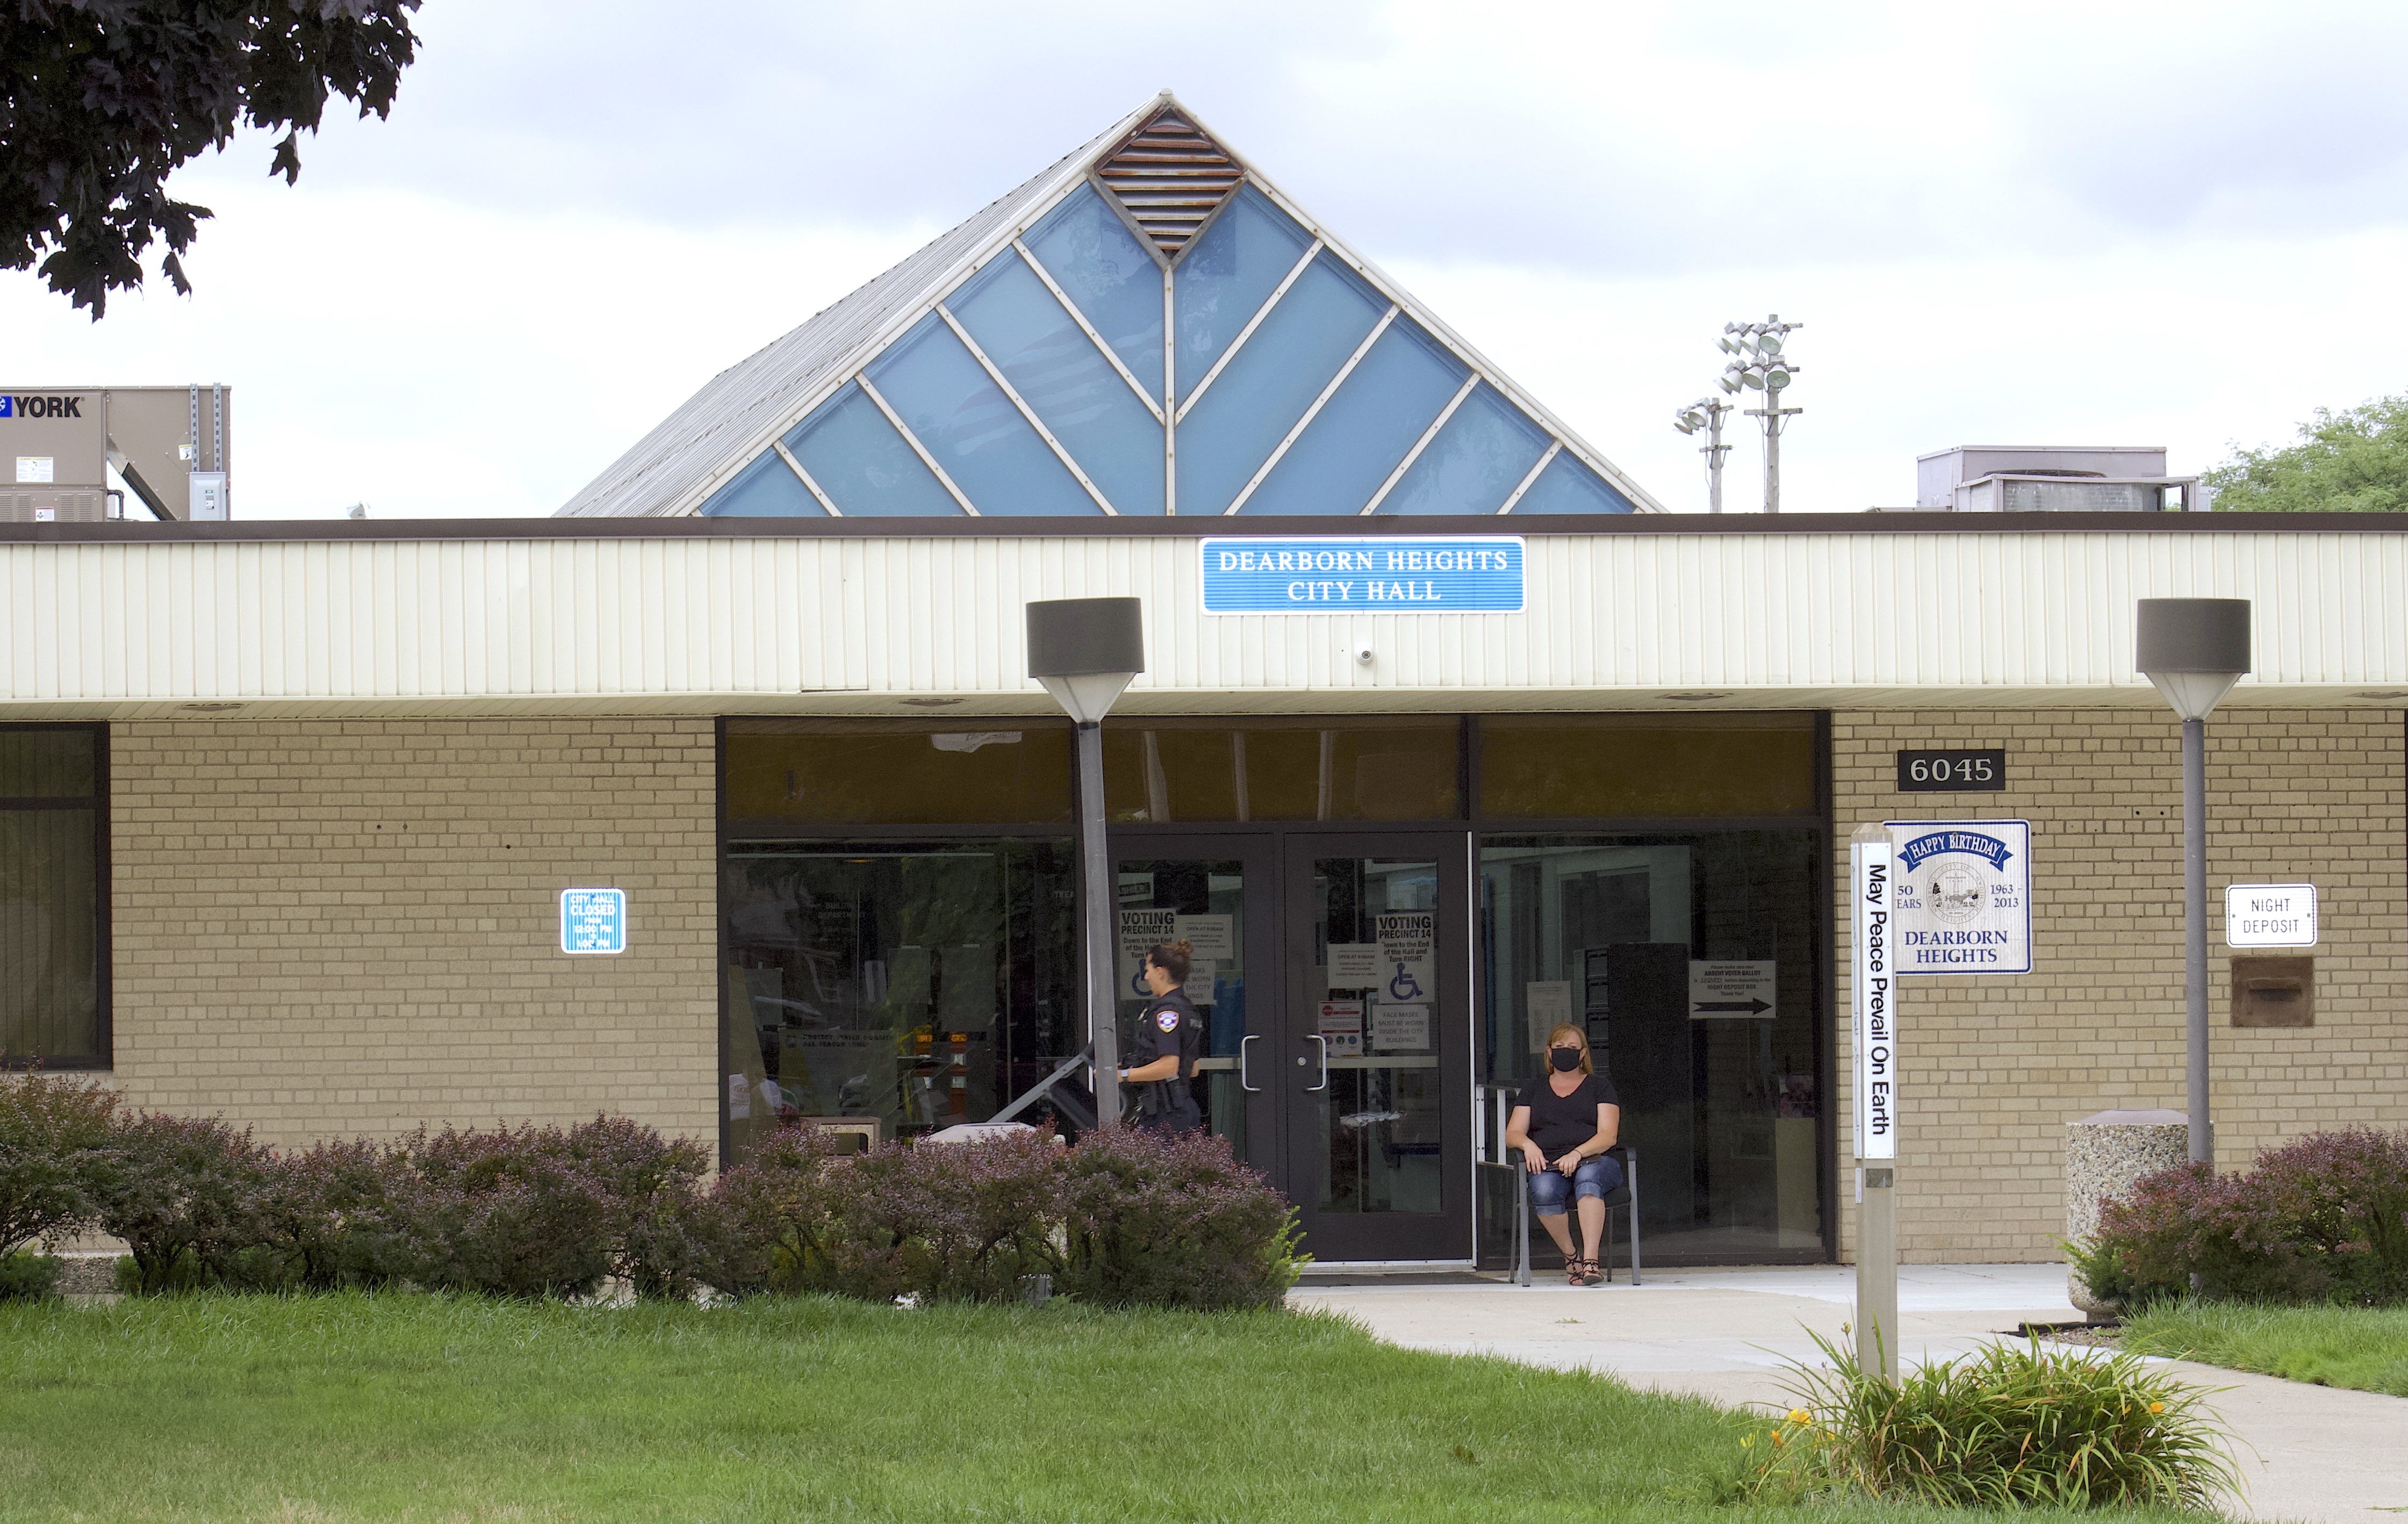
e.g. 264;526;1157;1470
1720;315;1803;513
2136;598;2252;1167
1026;596;1146;1127
1673;397;1733;514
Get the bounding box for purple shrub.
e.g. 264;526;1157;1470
564;1113;718;1300
1059;1126;1305;1311
2086;1126;2408;1308
0;1069;120;1259
254;1137;415;1291
704;1124;853;1297
96;1112;274;1294
400;1124;613;1299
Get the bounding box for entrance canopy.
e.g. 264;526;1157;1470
558;95;1658;521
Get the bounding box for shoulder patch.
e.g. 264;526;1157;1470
1156;1009;1181;1032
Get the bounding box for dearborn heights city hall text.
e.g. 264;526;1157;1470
4;96;2405;1269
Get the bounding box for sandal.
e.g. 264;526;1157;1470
1565;1257;1592;1285
1577;1257;1605;1288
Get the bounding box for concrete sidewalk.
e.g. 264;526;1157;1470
1292;1263;2408;1524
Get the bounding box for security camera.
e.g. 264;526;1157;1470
1354;645;1375;666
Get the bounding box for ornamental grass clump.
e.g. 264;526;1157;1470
1742;1331;2235;1511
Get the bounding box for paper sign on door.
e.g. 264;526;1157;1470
1317;1000;1364;1058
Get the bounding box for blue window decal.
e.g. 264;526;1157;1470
1511;450;1639;515
784;382;962;518
1175;254;1385;516
1022;184;1165;399
699;447;825;517
1172;185;1312;401
1240;317;1467;516
864;313;1097;516
1381;383;1551;515
950;250;1166;514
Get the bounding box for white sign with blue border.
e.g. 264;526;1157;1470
1198;536;1525;614
560;888;628;955
1885;820;2032;975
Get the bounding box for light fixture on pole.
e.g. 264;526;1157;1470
1720;315;1803;512
1027;595;1146;1127
1673;396;1733;514
2136;597;2251;1168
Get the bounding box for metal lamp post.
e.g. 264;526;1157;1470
2136;598;2252;1167
1719;315;1803;513
1673;397;1733;514
1026;596;1146;1127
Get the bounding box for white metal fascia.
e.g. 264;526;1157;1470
854;374;981;516
1497;441;1563;514
654;98;1168;520
1009;238;1165;422
1233;167;1667;515
1223;306;1398;515
1360;372;1478;515
1173;238;1324;425
771;440;844;516
937;303;1119;515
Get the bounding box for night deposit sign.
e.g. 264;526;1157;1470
1198;536;1525;614
2225;883;2317;947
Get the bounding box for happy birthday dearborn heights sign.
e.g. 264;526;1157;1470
1886;821;2033;975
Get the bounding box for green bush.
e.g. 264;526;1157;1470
1744;1331;2234;1509
0;1250;64;1301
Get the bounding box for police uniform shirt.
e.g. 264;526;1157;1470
1127;989;1202;1077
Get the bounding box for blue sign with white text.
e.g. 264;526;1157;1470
1199;536;1525;614
560;888;627;955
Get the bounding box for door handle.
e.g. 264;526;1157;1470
1306;1034;1328;1092
1240;1034;1261;1092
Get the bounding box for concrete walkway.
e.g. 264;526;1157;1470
1292;1264;2408;1524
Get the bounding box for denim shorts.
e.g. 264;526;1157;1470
1528;1155;1623;1214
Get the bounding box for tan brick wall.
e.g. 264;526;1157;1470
107;718;718;1149
1832;708;2408;1263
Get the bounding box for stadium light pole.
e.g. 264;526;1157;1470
1720;315;1804;512
2136;598;2252;1168
1027;596;1146;1127
1673;397;1733;514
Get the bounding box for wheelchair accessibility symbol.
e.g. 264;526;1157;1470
1388;962;1423;1001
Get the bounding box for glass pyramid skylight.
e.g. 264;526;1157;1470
562;97;1656;520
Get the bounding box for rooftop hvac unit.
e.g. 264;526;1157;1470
1914;445;2199;513
0;385;231;521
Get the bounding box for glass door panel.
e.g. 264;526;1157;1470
1282;836;1471;1261
1112;838;1275;1166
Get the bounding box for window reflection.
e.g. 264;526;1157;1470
1479;714;1817;819
726;720;1073;828
1102;717;1459;823
721;840;1077;1154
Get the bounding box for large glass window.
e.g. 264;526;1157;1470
723;840;1077;1152
863;314;1098;516
1;726;105;1067
1480;714;1818;819
1241;318;1467;516
725;720;1073;829
1101;717;1461;823
1480;831;1824;1261
1022;184;1166;396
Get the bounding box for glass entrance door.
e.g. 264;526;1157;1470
1278;835;1472;1262
1111;837;1276;1167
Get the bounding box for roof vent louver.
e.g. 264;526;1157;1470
1094;107;1243;259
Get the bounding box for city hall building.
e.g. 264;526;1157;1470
4;97;2405;1268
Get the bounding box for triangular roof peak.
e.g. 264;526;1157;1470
1093;100;1243;260
559;95;1664;519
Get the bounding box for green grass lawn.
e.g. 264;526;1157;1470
1;1293;2212;1523
2123;1300;2408;1397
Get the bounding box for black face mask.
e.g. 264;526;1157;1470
1548;1047;1582;1073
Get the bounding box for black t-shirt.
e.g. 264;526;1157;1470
1525;1071;1619;1157
1126;990;1202;1076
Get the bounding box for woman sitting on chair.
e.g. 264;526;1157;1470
1504;1024;1624;1286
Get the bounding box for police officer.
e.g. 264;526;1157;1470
1118;938;1203;1132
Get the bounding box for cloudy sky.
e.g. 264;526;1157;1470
6;0;2406;519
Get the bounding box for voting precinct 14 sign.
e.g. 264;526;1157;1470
1886;820;2032;975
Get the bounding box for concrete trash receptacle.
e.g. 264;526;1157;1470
2066;1109;2190;1317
